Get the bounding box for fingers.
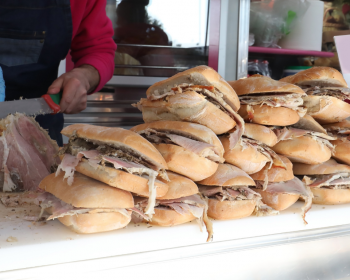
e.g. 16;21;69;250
65;88;87;114
60;78;87;114
49;68;90;114
47;77;64;94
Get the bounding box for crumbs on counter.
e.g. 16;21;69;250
6;236;18;242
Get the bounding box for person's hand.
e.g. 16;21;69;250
47;65;100;114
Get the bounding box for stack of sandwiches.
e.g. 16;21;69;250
37;125;172;233
281;66;350;124
133;66;278;224
228;76;318;222
33;65;350;240
324;120;350;165
278;66;350;206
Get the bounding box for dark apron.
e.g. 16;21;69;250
0;0;73;146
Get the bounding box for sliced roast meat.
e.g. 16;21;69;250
273;127;335;151
256;177;313;224
0;136;16;192
273;127;309;141
242;138;286;169
14;115;60;172
324;126;350;139
0;114;60;192
199;185;278;217
140;129;223;163
239;93;306;116
199;185;261;201
304;87;350;101
303;173;350;189
166;134;223;163
133;194;213;241
5;117;50;191
36;192;131;220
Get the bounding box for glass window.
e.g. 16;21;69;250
106;0;210;77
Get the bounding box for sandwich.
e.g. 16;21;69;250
132;171;213;241
134;66;245;147
131;121;224;181
250;155;313;223
323;120;350;165
198;163;278;221
228;75;307;126
37;173;134;233
219;123;285;175
294;159;350;205
271;115;335;164
56;124;169;218
280;67;350;124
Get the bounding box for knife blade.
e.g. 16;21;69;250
0;93;62;119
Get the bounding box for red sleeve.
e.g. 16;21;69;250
70;0;116;92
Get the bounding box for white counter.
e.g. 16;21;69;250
1;201;350;279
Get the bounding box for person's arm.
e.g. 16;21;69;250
48;0;116;114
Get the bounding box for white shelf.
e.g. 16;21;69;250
1;200;350;277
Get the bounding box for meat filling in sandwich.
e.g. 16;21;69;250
239;92;306;117
294;160;350;205
199;185;278;217
138;128;223;163
133;194;213;241
229;75;307;126
273;127;335;152
37;191;132;221
302;86;350;102
137;83;244;147
255;177;313;224
303;173;350;190
58;136;167;182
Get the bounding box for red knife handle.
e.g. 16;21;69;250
42;93;61;114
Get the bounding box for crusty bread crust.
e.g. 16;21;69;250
207;199;256;220
250;155;294;182
198;163;256;187
228;76;305;96
239;105;300;126
158;171;198;199
58;211;131;234
61;124;167;170
130;120;224;158
293;159;350;175
254;188;299;211
303;95;350;124
292;114;327;134
75;159;169;198
40;173;134;208
330;139;350;165
243;123;278;147
272;136;332;164
220;135;269;174
149;208;196;226
280;67;348;87
138;92;237;134
147;65;240;111
154;143;218;181
311;188;350;205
